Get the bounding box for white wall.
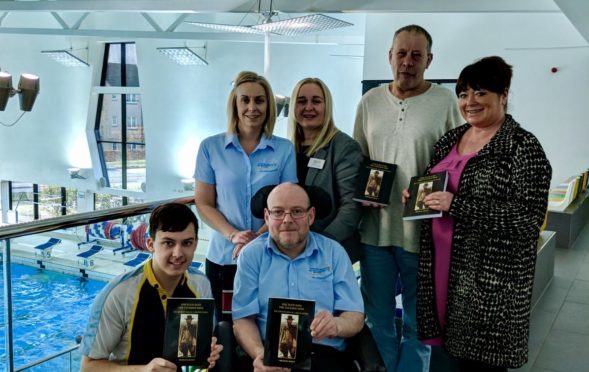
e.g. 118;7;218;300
2;10;588;205
0;34;363;202
363;13;589;186
0;36;93;190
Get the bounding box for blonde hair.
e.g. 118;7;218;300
287;78;338;156
226;71;277;138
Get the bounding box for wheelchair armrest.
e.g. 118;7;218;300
346;325;386;372
213;320;234;372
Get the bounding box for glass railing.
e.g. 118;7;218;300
1;196;201;371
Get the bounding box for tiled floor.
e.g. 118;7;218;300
511;222;589;372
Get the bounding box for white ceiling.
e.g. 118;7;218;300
0;0;586;44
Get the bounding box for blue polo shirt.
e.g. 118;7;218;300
232;232;364;351
194;132;297;265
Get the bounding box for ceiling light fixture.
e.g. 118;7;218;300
185;0;353;36
41;49;89;67
157;47;208;66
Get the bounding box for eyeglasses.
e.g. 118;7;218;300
267;207;311;220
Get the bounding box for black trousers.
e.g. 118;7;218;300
236;343;355;372
205;259;236;323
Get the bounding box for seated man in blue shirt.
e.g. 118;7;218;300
232;183;364;371
80;203;223;371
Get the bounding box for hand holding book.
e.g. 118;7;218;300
422;191;454;212
309;310;338;340
402;171;449;220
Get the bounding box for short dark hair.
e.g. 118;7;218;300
393;24;433;53
149;203;199;239
455;56;513;96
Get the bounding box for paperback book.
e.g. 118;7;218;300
352;159;397;206
162;297;214;368
264;297;315;370
403;171;449;220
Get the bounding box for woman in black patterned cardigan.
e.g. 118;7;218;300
410;56;552;371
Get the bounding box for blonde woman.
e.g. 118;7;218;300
288;77;364;262
195;71;297;321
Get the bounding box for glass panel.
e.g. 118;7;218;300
10;182;34;223
103;145;123;189
65;188;78;215
125;44;139;87
104;43;122;87
126;145;146;192
127;197;146;205
0;259;106;370
38;185;64;220
126;94;144;143
94;194;124;210
97;94;122;142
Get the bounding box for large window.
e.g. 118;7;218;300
95;43;145;192
8;182;77;222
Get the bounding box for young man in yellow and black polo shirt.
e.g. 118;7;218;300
81;203;222;371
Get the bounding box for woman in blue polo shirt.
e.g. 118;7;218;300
194;71;297;321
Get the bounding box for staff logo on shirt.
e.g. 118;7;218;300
308;266;332;278
257;162;279;172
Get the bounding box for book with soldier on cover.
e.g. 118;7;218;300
162;297;214;367
264;297;315;370
403;171;449;220
352;159;397;206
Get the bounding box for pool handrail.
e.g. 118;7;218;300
14;337;82;372
0;196;194;241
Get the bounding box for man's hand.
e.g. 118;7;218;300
401;188;410;206
142;358;177;372
207;336;224;370
310;310;338;340
253;351;291;372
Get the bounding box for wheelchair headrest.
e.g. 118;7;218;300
251;184;332;219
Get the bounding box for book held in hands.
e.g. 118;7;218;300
353;159;397;206
162;297;214;368
264;297;315;370
403;171;449;220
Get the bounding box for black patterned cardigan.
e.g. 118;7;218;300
416;115;552;368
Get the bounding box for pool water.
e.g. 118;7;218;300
0;263;107;371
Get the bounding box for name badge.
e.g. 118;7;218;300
308;158;325;169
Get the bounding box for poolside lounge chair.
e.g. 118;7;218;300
77;245;103;268
34;238;61;259
124;252;150;267
190;261;204;271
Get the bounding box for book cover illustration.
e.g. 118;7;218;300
403;171;449;220
353;159;397;206
162;297;214;367
264;297;315;370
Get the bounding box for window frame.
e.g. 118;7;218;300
94;42;145;194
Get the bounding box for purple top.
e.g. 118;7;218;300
423;143;476;346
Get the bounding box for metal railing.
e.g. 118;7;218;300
15;338;81;372
1;196;193;371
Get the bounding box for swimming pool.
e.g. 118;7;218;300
0;263;107;371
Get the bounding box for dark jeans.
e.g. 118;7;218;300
205;259;236;323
